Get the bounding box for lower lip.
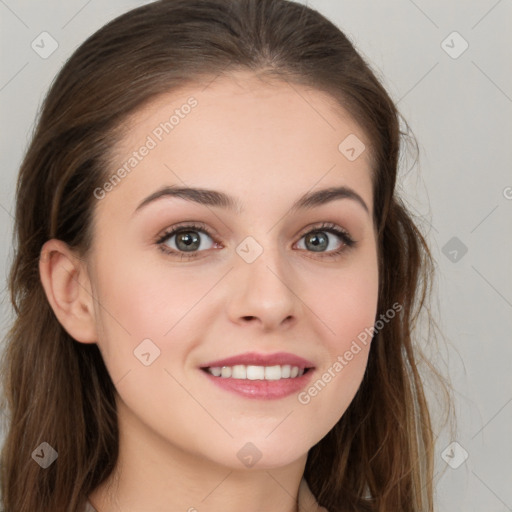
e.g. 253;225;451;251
200;368;315;399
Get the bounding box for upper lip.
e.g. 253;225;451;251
200;351;315;369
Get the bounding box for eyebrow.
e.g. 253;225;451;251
133;184;370;216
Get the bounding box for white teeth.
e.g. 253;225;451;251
281;365;291;378
231;365;246;379
206;364;307;380
246;365;264;380
209;367;222;377
221;366;232;378
264;365;281;380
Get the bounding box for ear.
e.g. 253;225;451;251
39;239;97;343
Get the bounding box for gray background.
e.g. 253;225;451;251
1;0;511;510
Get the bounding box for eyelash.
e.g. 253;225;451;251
155;221;356;260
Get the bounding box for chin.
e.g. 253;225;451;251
203;434;313;471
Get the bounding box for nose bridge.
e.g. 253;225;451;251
228;232;299;328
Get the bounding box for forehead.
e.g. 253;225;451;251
101;71;374;217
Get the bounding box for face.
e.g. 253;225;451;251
86;71;379;469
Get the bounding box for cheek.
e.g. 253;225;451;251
316;270;377;372
95;248;210;330
90;251;197;373
328;271;378;349
295;251;378;427
90;257;208;434
310;249;379;351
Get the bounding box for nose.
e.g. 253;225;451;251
226;244;301;332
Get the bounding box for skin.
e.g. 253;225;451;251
39;71;379;512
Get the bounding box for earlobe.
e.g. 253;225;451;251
39;239;97;344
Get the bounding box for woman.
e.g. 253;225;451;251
0;0;449;510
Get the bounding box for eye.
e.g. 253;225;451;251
156;221;356;260
156;222;218;259
295;222;356;258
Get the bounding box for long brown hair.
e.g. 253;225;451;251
0;0;451;510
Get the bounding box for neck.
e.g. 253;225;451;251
88;400;309;512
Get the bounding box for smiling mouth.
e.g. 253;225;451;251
201;365;313;380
